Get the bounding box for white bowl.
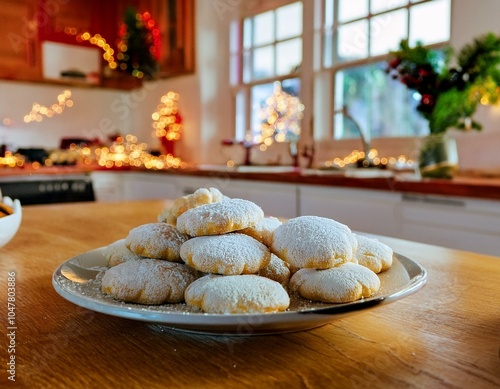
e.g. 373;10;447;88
0;196;22;248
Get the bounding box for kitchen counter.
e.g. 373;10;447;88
1;164;500;201
2;200;500;388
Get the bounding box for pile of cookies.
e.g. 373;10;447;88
101;187;393;314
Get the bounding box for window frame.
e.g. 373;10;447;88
230;0;452;148
315;0;452;141
230;1;308;144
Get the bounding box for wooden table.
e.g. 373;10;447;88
2;200;500;388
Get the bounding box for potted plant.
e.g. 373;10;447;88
387;33;500;178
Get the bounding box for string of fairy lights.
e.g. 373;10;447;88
320;149;415;170
257;81;304;147
152;91;182;141
0;13;413;172
23;90;73;123
1;90;187;170
77;32;117;70
91;134;185;170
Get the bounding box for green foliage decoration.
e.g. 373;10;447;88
117;6;159;79
387;33;500;134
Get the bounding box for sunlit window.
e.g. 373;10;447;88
321;0;451;140
231;2;303;144
231;0;452;145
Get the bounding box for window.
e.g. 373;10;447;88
320;0;451;140
230;2;304;145
230;0;452;146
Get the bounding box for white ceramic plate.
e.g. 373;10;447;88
52;247;427;336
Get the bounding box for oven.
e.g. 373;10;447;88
0;174;95;205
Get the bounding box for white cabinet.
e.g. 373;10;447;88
174;176;298;218
91;171;499;257
300;184;500;257
120;172;180;201
90;171;124;202
298;185;401;237
214;180;298;219
90;172;298;218
395;194;500;257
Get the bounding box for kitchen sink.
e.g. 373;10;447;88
235;165;299;173
301;168;394;178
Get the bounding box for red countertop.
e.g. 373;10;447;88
1;165;500;201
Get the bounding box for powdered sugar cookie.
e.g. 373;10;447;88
257;254;291;286
125;223;190;262
180;233;271;275
176;198;264;236
158;187;225;226
101;258;197;304
271;216;357;269
184;274;290;314
354;234;393;273
239;216;282;247
289;262;380;303
104;238;145;267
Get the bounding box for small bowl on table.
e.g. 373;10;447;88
0;196;22;248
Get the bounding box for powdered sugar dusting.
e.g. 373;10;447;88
257;254;291;285
185;274;290;314
354;234;393;273
101;258;197;304
239;216;282;247
104;239;146;267
158;187;224;225
271;216;357;269
180;233;271;275
125;223;190;261
289;262;380;303
176;199;264;236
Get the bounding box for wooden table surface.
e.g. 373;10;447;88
1;200;500;388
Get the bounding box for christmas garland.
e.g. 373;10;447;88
387;33;500;134
117;6;160;79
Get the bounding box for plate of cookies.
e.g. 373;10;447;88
53;188;427;335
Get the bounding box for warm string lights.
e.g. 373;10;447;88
321;148;415;170
117;9;160;79
0;136;185;171
152;91;182;142
69;10;159;77
141;11;161;61
0;152;25;168
257;81;304;147
77;32;117;70
23;90;73;123
92;134;185;170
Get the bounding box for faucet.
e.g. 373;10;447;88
335;106;375;168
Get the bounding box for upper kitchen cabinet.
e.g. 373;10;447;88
148;0;195;78
0;0;41;82
0;0;195;89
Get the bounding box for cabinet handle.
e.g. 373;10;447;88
401;194;465;207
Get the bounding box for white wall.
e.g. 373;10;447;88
0;81;128;150
1;0;500;170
